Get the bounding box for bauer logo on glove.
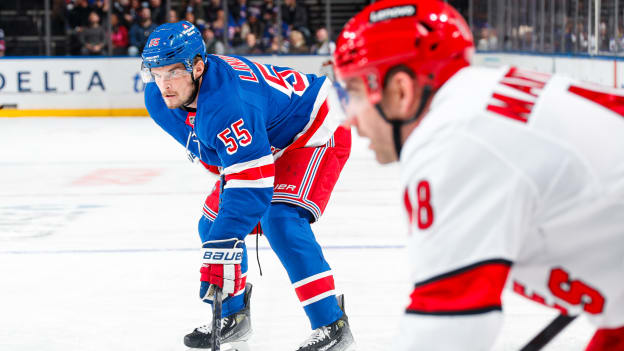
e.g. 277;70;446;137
202;249;243;263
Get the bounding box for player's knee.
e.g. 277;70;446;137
261;203;312;233
261;203;317;251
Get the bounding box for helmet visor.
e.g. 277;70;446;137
140;62;155;83
140;62;192;84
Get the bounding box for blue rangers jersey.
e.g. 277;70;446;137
145;54;340;241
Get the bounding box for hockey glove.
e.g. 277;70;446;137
200;238;245;301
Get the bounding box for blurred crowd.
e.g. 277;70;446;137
63;0;335;56
0;28;5;57
475;20;624;54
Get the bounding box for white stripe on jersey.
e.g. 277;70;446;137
300;290;336;307
224;177;275;189
223;154;274;175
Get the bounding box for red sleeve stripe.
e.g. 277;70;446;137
225;164;275;181
586;326;624;351
407;258;512;315
199;161;221;175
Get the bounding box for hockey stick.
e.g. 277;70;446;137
519;314;577;351
211;285;223;351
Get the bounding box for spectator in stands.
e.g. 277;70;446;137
183;0;205;25
477;26;490;50
111;12;129;55
281;0;309;41
185;11;197;26
288;29;308;54
93;0;110;22
230;26;244;49
203;27;225;54
231;0;248;28
128;6;157;56
261;0;277;23
236;33;263;54
599;22;611;52
211;9;226;41
167;9;179;23
113;0;134;28
149;0;166;24
577;22;588;52
310;27;334;54
224;0;248;48
128;0;142;23
477;26;498;51
80;11;107;55
266;35;286;54
67;0;91;30
205;0;221;24
66;0;89;55
261;10;281;48
564;22;575;52
0;28;5;57
245;7;264;40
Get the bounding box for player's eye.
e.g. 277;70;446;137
171;69;189;78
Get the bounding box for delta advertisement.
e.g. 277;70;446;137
0;54;621;117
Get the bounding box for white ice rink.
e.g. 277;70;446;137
0;118;595;350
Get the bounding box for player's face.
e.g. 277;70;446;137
151;63;194;109
343;77;397;164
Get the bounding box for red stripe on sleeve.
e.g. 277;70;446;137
283;100;329;152
586;326;624;351
225;164;275;181
295;275;335;302
407;260;511;314
199;161;220;175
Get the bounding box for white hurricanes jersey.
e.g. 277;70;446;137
396;65;624;350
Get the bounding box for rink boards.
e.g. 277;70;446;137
1;53;624;117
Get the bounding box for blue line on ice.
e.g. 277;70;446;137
0;244;405;255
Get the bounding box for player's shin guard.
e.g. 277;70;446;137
261;203;344;329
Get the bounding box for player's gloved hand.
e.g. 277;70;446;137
199;238;245;301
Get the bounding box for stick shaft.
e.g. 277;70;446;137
520;314;577;351
211;286;223;351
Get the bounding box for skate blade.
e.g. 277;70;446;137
186;341;250;351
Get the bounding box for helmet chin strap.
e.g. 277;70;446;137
183;71;201;108
374;85;432;159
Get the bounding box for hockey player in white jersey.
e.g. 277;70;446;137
333;0;624;349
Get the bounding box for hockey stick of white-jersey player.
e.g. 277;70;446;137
211;285;223;351
519;314;577;351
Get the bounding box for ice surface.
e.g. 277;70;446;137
0;118;594;350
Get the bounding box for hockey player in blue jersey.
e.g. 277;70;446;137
141;21;355;351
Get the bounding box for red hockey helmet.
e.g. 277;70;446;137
334;0;474;104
